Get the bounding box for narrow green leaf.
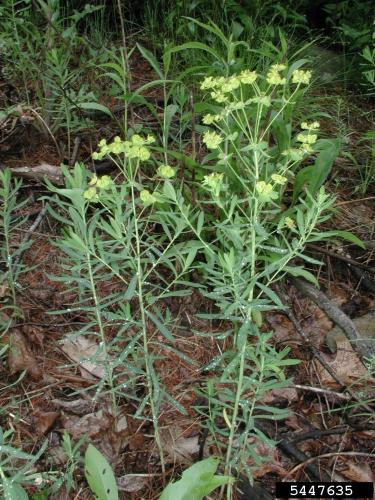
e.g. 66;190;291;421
137;43;164;79
309;230;365;249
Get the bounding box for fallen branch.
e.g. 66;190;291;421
255;421;331;482
307;243;375;275
286;423;375;445
3;163;63;184
292;277;375;361
274;285;373;413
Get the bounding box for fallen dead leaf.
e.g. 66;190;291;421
261;387;299;405
339;462;373;482
160;426;200;464
61;405;128;466
23;325;44;347
60;336;106;379
61;410;111;440
52;398;95;415
31;410;59;436
316;335;370;386
117;475;149;492
0;282;9;299
8;329;42;380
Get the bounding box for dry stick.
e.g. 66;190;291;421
292;277;375;360
293;384;351;401
282;451;374;481
351;265;375;296
307;243;375;274
255;422;332;482
274;285;373;413
12;206;48;270
70;136;81;166
287;424;375;445
335;196;375;206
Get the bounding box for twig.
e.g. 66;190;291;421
274;285;373;413
286;424;375;445
335;196;375;206
351;265;375;296
293;384;351;401
282;451;375;481
307;243;375;274
256;422;331;482
13;205;48;269
292;277;375;360
70;136;81;166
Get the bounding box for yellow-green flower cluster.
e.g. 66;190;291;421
140;189;157;206
202;113;223;125
202;172;224;196
292;69;312;85
200;70;258;103
282;148;305;161
157;164;176;179
249;94;271;107
83;175;113;202
271;174;287;185
266;64;287;86
238;69;257;84
296;133;317;145
92;134;155;161
284;217;295;229
203;131;223;150
301;121;320;131
295;122;319;155
255;181;278;202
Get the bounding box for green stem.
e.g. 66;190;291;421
129;160;165;475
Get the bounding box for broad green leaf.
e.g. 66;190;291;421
293;139;340;202
84;444;118;500
76;102;112;117
3;480;28;500
159;457;234;500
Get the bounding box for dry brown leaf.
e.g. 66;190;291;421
31;410;59;435
0;282;9;299
61;407;128;465
52;398;95;415
261;387;299;405
61;336;106;379
23;325;44;347
160;426;200;464
61;410;111;440
249;436;285;479
339;462;373;482
316;335;370;386
117;475;149;492
267;313;300;343
8;330;42;380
